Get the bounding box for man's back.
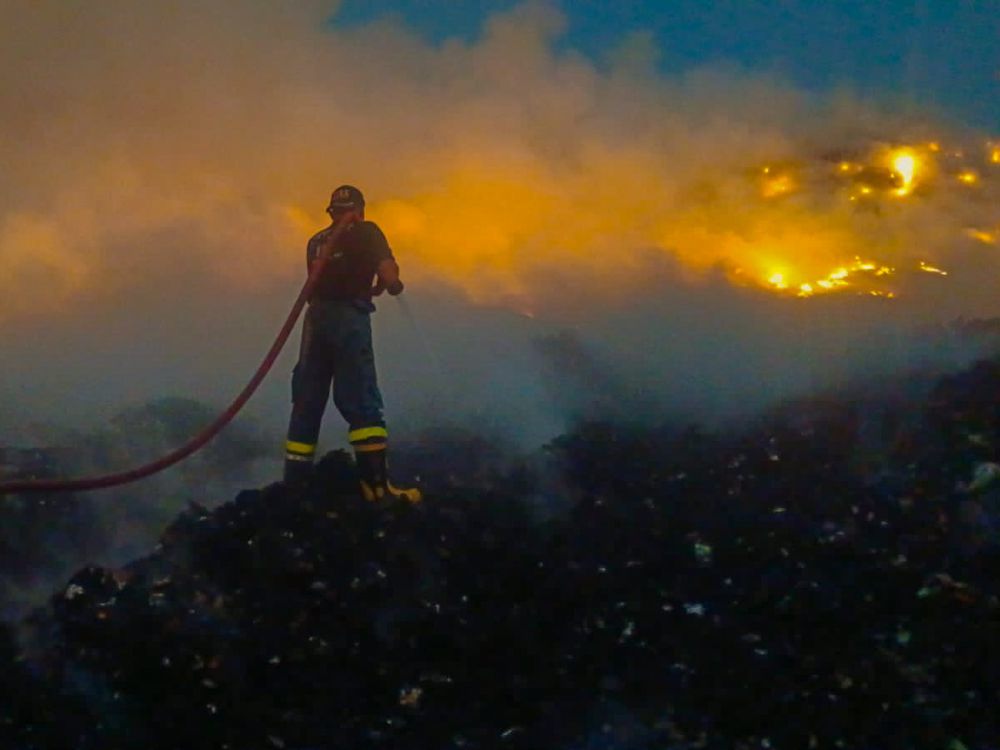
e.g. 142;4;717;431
307;220;393;303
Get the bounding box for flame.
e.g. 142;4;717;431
957;170;979;185
990;142;1000;164
763;258;896;299
891;150;918;195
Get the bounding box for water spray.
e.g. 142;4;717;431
394;295;445;382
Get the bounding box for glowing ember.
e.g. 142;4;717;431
957;170;979;185
919;261;948;276
990;142;1000;164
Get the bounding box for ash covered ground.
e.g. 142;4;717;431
4;359;1000;749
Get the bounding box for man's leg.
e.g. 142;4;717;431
332;308;420;503
284;311;334;482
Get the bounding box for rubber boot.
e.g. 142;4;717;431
354;446;422;504
283;456;314;486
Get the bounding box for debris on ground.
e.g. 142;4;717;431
4;358;1000;749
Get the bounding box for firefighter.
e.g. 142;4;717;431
284;185;421;503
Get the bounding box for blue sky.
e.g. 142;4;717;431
335;0;998;129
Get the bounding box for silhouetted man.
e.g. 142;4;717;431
284;185;420;503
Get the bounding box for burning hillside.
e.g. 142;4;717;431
746;139;999;298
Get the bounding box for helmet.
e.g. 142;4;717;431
327;184;365;214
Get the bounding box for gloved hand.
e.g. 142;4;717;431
387;280;404;296
370;280;386;297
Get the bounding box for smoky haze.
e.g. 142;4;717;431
1;0;999;454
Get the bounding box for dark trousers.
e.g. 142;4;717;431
286;300;385;457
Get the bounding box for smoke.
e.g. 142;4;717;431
1;0;998;452
0;396;277;619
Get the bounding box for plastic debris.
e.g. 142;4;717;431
693;542;714;565
965;461;1000;492
398;686;422;708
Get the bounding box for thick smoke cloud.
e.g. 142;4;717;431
1;1;998;451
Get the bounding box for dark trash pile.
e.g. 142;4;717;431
0;398;270;621
5;362;1000;749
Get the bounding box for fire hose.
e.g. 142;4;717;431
0;212;359;495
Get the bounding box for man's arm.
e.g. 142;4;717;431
375;258;404;296
363;221;404;296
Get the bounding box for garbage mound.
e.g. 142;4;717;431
0;397;271;621
5;363;1000;749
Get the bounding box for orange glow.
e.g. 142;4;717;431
966;228;998;245
761;173;796;198
374;134;995;305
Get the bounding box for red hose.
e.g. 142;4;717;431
0;212;358;495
